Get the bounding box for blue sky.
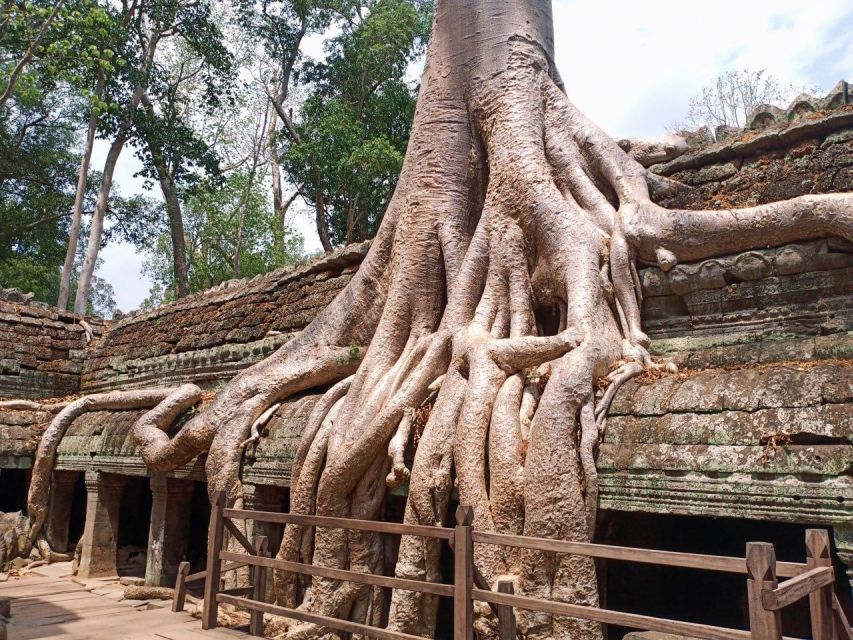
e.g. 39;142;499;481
94;0;853;312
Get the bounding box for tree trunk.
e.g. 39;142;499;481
18;2;853;639
269;121;287;265
314;190;333;253
141;95;189;298
72;31;160;314
73;133;124;314
58;70;103;310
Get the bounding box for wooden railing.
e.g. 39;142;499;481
196;491;852;640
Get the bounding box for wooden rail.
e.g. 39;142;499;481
196;492;851;640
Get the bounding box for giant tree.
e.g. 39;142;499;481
13;2;853;639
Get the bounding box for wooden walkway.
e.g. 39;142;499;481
0;563;249;640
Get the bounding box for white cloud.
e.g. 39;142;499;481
552;0;853;137
93;1;853;312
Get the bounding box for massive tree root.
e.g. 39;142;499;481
13;0;853;637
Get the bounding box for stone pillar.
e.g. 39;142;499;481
145;473;195;587
243;483;286;600
77;471;126;578
45;470;79;553
834;525;853;603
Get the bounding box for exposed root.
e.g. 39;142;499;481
27;387;198;549
239;402;281;450
0;400;69;411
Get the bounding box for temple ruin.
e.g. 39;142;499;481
1;84;852;631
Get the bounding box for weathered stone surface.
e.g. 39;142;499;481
79;243;367;393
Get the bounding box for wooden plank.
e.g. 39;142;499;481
224;519;256;555
832;593;853;640
216;593;425;640
250;535;268;637
761;566;834;611
471;530;805;578
805;530;835;640
473;588;751;640
454;505;474;640
496;579;516;640
218;551;453;597
202;490;226;630
173;561;190;612
224;508;454;540
746;542;782;640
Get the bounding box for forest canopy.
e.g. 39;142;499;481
0;0;433;312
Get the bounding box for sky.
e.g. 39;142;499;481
94;0;853;313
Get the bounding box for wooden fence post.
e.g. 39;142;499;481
202;490;226;630
172;561;190;612
250;535;269;637
497;579;516;640
454;505;474;640
806;529;837;640
746;542;782;640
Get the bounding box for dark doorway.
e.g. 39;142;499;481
117;475;152;576
67;472;86;549
595;510;847;639
0;468;29;513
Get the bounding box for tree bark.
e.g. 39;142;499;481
58;69;104;310
269;121;287;265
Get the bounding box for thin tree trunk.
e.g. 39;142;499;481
73;134;124;314
72;31;161;314
141;94;189;298
314;190;333;253
0;0;68;108
58;69;104;310
268;121;286;265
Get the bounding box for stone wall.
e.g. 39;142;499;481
0;289;105;400
79;243;367;393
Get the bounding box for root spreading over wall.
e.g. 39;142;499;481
10;1;853;639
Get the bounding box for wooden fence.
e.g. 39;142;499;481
184;491;853;640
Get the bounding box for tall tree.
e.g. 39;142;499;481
280;0;432;248
134;30;233;298
73;0;232;312
237;0;338;252
18;3;853;640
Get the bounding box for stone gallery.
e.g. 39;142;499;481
1;4;852;637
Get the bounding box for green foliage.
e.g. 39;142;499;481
141;170;303;306
281;0;432;245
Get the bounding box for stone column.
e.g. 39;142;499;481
243;483;286;600
45;470;79;553
145;473;195;587
77;471;126;578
